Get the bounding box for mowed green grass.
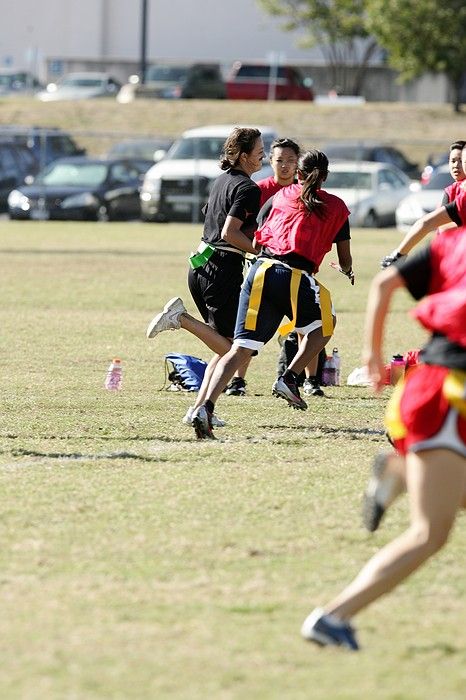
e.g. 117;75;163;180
0;221;465;699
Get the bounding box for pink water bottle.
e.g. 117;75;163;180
322;354;336;386
105;358;123;391
390;354;405;386
332;348;341;386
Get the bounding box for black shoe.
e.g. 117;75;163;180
272;374;307;410
302;377;324;397
225;377;247;396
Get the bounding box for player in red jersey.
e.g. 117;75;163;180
301;202;466;651
442;139;465;204
191;149;354;438
382;140;466;267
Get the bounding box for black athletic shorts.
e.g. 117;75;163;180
187;249;245;338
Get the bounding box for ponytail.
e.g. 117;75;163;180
297;150;329;216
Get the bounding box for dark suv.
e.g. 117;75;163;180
118;63;226;101
0;139;38;210
0;126;86;172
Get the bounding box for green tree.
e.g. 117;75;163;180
257;0;380;95
366;0;466;111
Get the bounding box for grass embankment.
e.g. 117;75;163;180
0;96;464;166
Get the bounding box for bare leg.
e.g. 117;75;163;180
287;321;334;377
323;449;465;620
192;353;222;409
296;333;318;379
204;346;254;405
179;313;232;356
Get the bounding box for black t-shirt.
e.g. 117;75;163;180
394;247;466;369
202;168;261;247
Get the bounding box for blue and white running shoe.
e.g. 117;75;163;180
301;608;359;651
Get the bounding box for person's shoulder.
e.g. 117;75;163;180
319;188;349;210
255;175;274;187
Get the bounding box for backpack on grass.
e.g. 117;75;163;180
164;353;207;392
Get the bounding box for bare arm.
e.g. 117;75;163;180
221;215;257;255
336;238;352;272
363;266;405;392
395;206;453;256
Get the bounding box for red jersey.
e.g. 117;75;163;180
256;176;285;207
255;183;349;271
444;180;465;203
412;226;466;348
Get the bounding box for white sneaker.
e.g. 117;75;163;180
183;405;226;427
146;297;186;338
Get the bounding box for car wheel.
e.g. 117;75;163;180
363;210;380;228
97;205;110;222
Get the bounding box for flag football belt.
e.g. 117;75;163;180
189;241;245;269
244;259;333;337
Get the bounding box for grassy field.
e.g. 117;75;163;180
1;220;465;699
1;96;465;167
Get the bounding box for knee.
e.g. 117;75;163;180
410;519;454;556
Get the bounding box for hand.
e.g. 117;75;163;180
364;352;386;393
330;262;355;285
381;251;406;269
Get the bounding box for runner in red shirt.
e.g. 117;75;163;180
301;214;466;651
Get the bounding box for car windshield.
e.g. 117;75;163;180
146;66;188;82
424;171;454;190
60;76;104;88
167;137;226;160
325;171;372;189
37;162;108;187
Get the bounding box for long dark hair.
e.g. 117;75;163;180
220;127;261;170
297;149;329;216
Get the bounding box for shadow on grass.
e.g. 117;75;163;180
260;425;385;438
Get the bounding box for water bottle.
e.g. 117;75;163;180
105;358;123;391
390;354;405;386
332;348;341;386
322;354;336;386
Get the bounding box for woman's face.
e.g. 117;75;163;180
239;137;265;176
450;148;465;182
271;146;298;185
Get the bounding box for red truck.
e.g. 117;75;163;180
226;62;314;101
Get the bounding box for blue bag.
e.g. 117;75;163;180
164;353;207;392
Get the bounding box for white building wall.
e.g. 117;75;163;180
1;0;319;76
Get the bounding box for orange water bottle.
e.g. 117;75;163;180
390;354;405;386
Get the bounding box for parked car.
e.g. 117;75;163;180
0;69;43;96
0;126;86;170
36;72;121;101
395;164;453;233
117;63;225;102
0;139;38;211
225;62;314;101
7;157;151;221
140;124;277;222
322;141;420;179
324;161;412;227
106;137;174;163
